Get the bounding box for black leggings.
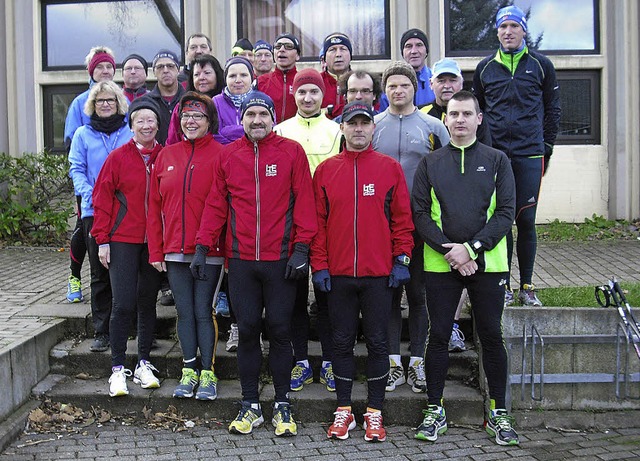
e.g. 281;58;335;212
291;276;333;362
425;271;509;409
507;156;543;288
109;242;162;367
69;196;86;279
328;276;392;410
228;259;297;403
82;217;111;336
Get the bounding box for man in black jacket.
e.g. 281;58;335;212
473;5;561;307
412;91;518;446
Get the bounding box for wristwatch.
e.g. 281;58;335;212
469;240;483;252
396;254;411;266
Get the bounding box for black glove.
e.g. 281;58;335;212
312;269;331;292
189;244;209;280
543;142;553;176
388;259;410;288
285;242;310;280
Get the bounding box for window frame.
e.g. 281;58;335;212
444;0;600;57
42;83;87;154
236;0;391;62
41;0;185;71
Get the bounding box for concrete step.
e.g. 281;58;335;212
49;338;478;382
35;373;484;426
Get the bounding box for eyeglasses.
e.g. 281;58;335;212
154;63;178;71
347;88;374;95
180;113;207;121
124;65;144;72
273;43;296;51
95;98;117;106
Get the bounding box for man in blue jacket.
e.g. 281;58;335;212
473;5;561;307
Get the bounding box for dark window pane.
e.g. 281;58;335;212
446;0;598;55
238;0;390;60
43;85;86;153
43;0;183;69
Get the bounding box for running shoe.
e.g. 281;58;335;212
327;407;356;440
504;287;515;307
385;359;405;391
518;284;543;307
229;401;264;434
320;362;336;392
216;292;230;317
407;359;426;393
173;368;198;398
195;370;218;400
448;323;466;352
272;403;297;436
108;366;132;397
66;275;83;303
133;360;160;389
363;410;386;442
415;405;447;442
90;334;110;352
290;361;313;391
485;408;520;446
226;323;239;352
159;288;175;306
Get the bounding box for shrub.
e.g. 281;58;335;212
0;151;74;246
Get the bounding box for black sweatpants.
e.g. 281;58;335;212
292;276;333;362
82;217;111;336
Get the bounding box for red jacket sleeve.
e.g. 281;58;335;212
165;105;182;146
310;164;329;272
389;161;415;258
147;154;165;262
290;143;318;246
91;151;120;245
195;152;229;249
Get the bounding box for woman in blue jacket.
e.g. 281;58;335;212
68;80;133;353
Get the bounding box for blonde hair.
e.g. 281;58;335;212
84;81;128;116
84;46;115;68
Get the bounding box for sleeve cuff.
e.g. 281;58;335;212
463;242;478;260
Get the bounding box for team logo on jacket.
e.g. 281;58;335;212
266;164;277;177
363;183;375;196
167;166;174;171
476;166;486;172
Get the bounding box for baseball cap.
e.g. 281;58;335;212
341;101;375;122
432;58;462;79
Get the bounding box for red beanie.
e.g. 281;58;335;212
293;68;325;95
88;52;116;78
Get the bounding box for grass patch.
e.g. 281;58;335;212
537;283;640;308
537;215;640;242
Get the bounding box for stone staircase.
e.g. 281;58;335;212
36;307;486;426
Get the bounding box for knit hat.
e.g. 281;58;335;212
293;68;325;94
341;101;375;122
232;38;254;56
400;28;429;56
128;97;160;128
432;58;462;79
382;61;418;94
224;56;254;80
321;33;352;59
253;40;273;54
122;54;148;76
274;33;301;53
495;5;528;32
88;52;116;77
152;49;180;68
241;91;276;121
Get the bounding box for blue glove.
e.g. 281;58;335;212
388;260;410;288
189;244;209;280
312;269;331;292
285;243;310;280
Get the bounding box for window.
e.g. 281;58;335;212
42;0;184;70
462;70;600;145
445;0;599;56
43;84;86;153
237;0;390;60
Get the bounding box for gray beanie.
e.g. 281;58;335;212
382;61;418;94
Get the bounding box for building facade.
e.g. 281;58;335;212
1;0;638;222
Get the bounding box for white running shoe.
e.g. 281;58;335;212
109;366;132;397
133;360;160;389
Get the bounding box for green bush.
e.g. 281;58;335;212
0;151;74;246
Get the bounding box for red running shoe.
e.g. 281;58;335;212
363;411;386;442
327;408;356;440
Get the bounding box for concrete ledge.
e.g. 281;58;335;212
0;399;41;453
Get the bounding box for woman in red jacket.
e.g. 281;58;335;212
92;98;164;398
147;92;224;401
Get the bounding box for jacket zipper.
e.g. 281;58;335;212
281;72;288;122
180;141;196;252
254;142;260;261
353;156;358;277
397;115;403;163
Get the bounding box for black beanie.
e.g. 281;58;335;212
122;54;149;76
128;97;161;128
400;29;429;56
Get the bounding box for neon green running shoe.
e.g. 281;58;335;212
229;401;264;434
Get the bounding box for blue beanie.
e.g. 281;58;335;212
241;91;275;121
253;40;273;54
495;5;528;32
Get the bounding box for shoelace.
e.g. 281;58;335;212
200;372;214;387
364;412;382;429
452;327;465;342
180;370;197;385
421;408;442;425
276;405;291;422
332;410;351;427
413;362;426;382
229;326;239;340
492;413;515;431
69;278;82;291
111;367;132;380
291;364;305;379
324;365;334;380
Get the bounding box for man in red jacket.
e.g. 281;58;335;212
311;101;415;443
192;92;316;438
256;33;300;123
